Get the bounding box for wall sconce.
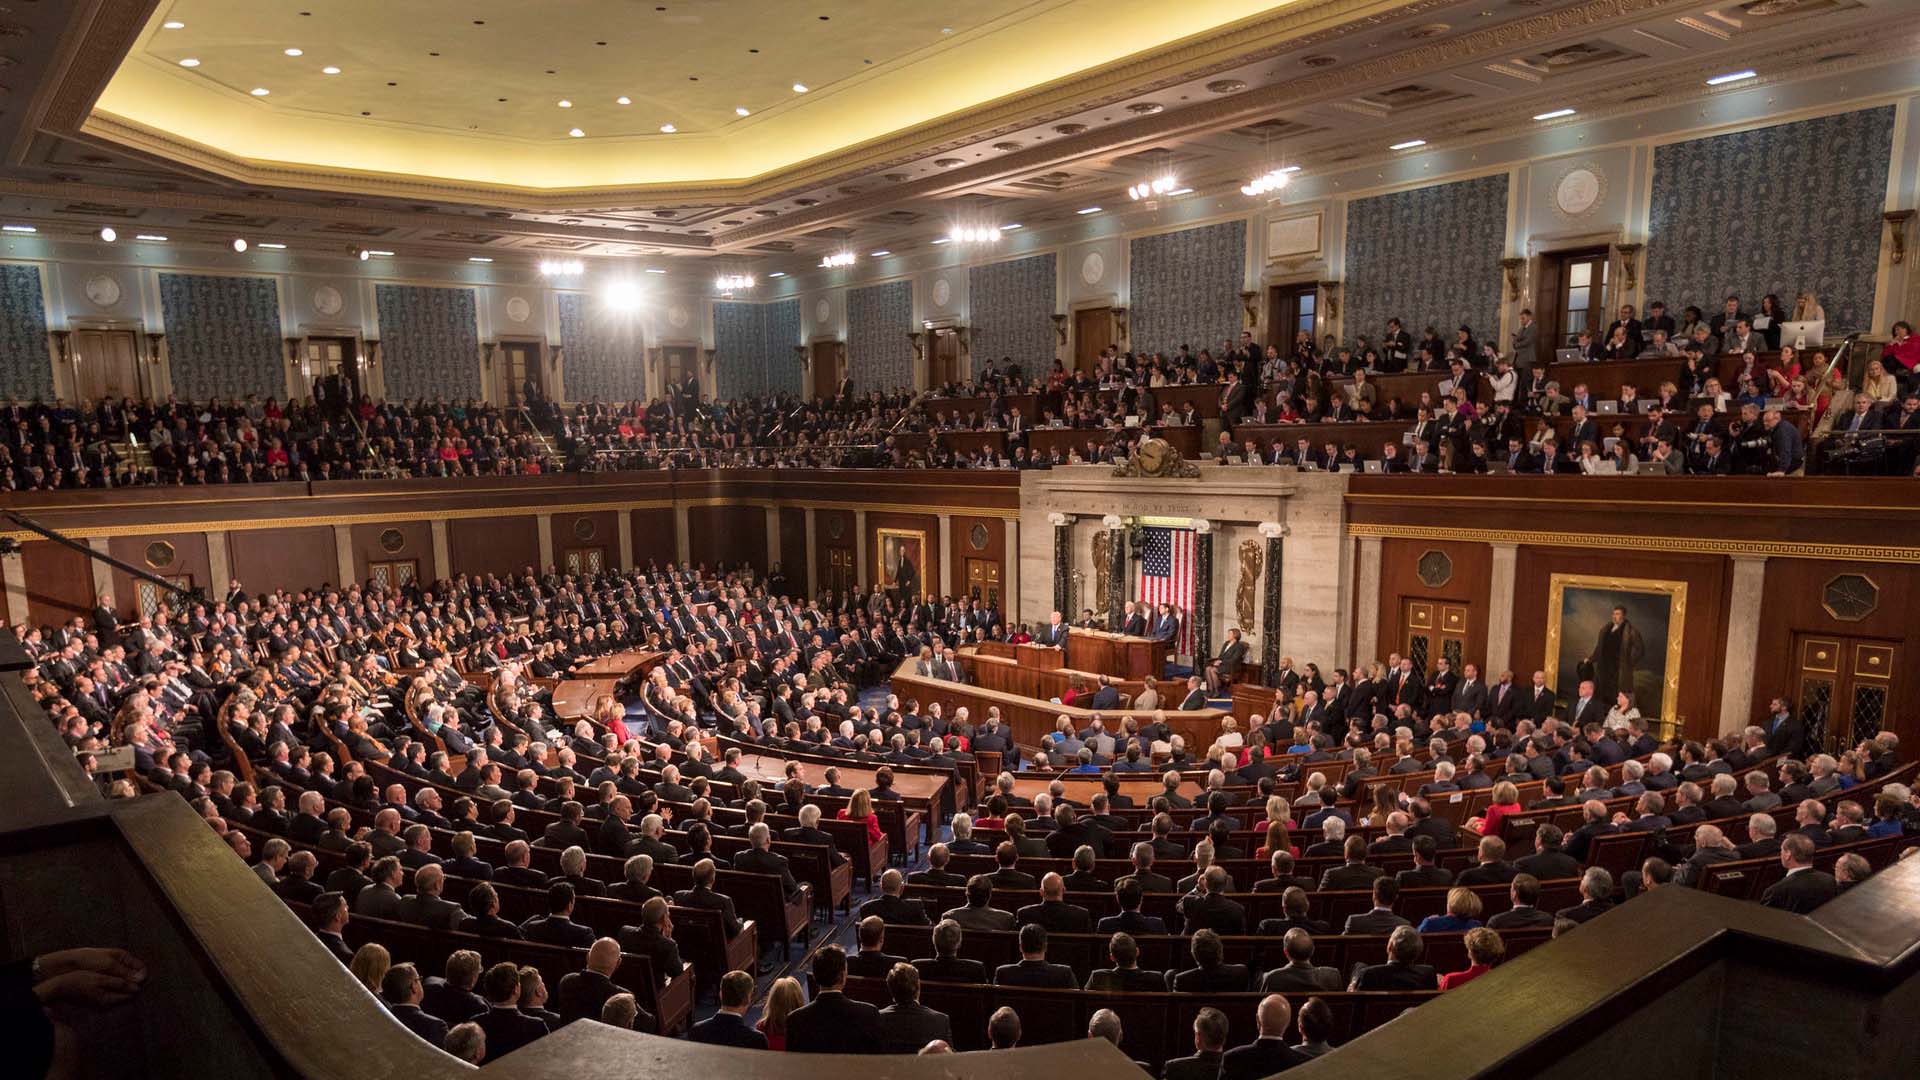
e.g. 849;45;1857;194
1613;243;1642;292
1886;210;1914;265
1316;282;1340;322
1050;313;1067;345
1110;307;1129;342
1500;257;1527;302
1239;291;1259;328
909;331;925;362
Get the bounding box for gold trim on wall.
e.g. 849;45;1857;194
875;528;930;601
1543;573;1687;726
1343;523;1920;564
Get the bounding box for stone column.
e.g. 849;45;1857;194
1718;555;1770;735
332;525;354;588
2;547;28;625
1048;512;1073;617
84;538;113;603
1003;517;1020;623
1354;536;1383;664
430;520;451;582
1485;542;1519;677
536;513;555;573
854;509;869;591
1258;522;1286;685
616;512;634;571
1102;514;1126;629
207;531;232;597
674;505;691;566
803;509;818;597
1191;519;1214;663
765;506;782;577
938;513;953;601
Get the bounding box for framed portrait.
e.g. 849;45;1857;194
876;528;927;601
1544;573;1687;724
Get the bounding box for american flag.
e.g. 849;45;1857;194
1136;525;1196;656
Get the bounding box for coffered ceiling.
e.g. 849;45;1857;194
0;0;1911;276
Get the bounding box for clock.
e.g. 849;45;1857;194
1822;573;1878;621
1553;166;1604;219
84;274;122;308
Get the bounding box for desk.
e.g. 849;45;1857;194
890;660;1225;752
937;430;1009;457
961;648;1148;704
551;679;620;720
572;650;661;680
1068;628;1161;679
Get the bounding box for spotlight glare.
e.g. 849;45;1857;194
791;83;808;93
603;279;643;311
178;58;201;68
231;238;249;253
98;227;118;243
1532;108;1576;120
1706;70;1757;86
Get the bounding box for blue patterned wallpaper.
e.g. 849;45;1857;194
0;265;53;401
556;293;647;403
1130;220;1246;357
375;284;480;401
846;279;913;391
1345;174;1507;350
969;253;1057;376
713;298;801;399
1646;107;1894;334
158;273;284;401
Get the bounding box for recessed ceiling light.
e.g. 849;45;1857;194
468;257;494;263
250;87;271;96
735;106;750;116
284;48;304;57
568;128;585;137
178;58;201;68
1532;108;1576;120
1706;69;1757;86
1000;223;1022;231
791;83;809;93
135;234;168;242
869;249;890;256
256;242;288;249
659;123;676;133
768;271;787;278
930;237;951;245
1076;206;1103;215
1165;187;1193;196
162;21;186;30
322;66;342;75
98;227;118;242
1389;139;1426;150
1278;165;1302;173
616;96;632;105
644;268;668;274
231;238;249;252
557;99;573;108
367;250;395;257
1;225;35;233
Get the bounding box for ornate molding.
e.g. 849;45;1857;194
1051;313;1068;346
1110;307;1129;343
1886;210;1914;265
1501;258;1527;303
1239;291;1259;328
1613;243;1643;293
1343;522;1920;564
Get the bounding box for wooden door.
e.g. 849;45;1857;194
1401;599;1469;681
1534;247;1608;353
304;336;361;408
501;341;542;406
929;329;962;387
368;560;418;590
1267;284;1317;352
810;341;840;401
1073;308;1111;373
563;547;606;577
661;346;698;400
74;329;140;402
824;546;855;594
1790;634;1900;752
966;557;1001;606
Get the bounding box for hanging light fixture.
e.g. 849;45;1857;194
947;225;1002;245
1128;175;1179;201
819;251;857;268
1241;165;1300;198
714;273;756;292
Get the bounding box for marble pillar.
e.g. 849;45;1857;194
332;525;354;588
207;531;232;596
1259;522;1286;686
1485;543;1519;677
430;520;451;582
1003;518;1020;619
88;538;112;599
2;549;27;625
1354;536;1383;664
938;514;953;601
803;509;818;597
1718;555;1770;734
673;506;691;566
536;513;555;573
854;509;869;591
765;507;782;575
616;512;634;571
1102;515;1126;630
1192;520;1214;663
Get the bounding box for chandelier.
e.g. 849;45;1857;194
1241;166;1300;198
714;273;756;292
1128;176;1178;200
819;252;856;268
947;226;1002;245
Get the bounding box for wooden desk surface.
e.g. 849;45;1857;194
960;649;1150;703
728;751;950;803
889;660;1226;753
571;650;661;679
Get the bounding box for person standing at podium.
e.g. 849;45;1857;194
1040;610;1070;648
1122;601;1148;637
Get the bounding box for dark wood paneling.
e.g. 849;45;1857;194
347;522;432;584
868;511;939;600
549;511;618;572
687;505;765;573
779;507;808;597
18;539;96;629
1378;537;1492;676
107;533;212;617
447;517;538;580
814;508;854;593
1755;558;1920;751
228;527;340;595
949;514;1006;603
630;508;677;570
1509;546;1730;743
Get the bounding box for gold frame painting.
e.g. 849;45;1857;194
1544;573;1687;725
876;527;928;601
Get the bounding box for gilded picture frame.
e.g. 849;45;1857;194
876;527;928;601
1544;573;1687;725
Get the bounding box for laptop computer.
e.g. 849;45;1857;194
1779;319;1825;348
1486;460;1511;474
1633;459;1669;475
1597;400;1619;414
1590;459;1620;475
1555;347;1584;363
1363;460;1383;473
1602;436;1620;453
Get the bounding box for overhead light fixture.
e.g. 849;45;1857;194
604;280;644;311
715;273;755;291
568;128;585;138
366;249;394;257
257;242;287;249
643;267;668;274
284;48;304;57
1;225;35;233
947;226;1001;245
768;271;787;278
135;234;168;242
539;259;584;277
1165;187;1193;196
358;249;371;261
819;251;857;268
1128;176;1178;200
250;87;271;96
322;66;342;75
1532;108;1576;120
735;106;751;116
162;20;186;30
659;123;676;133
231;238;249;252
1241;167;1296;198
930;237;951;245
468;257;494;263
1000;223;1023;231
97;227;118;243
178;58;201;68
1390;139;1426;150
869;250;890;257
558;99;573;108
791;83;808;93
1076;206;1103;215
1707;69;1757;86
616;96;632;105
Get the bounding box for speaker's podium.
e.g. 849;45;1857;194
1067;628;1163;680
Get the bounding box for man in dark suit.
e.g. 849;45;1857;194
687;970;768;1049
1451;662;1488;719
846;916;911;979
1164;1006;1230;1080
395;865;465;931
421;951;488;1025
1319;835;1385;892
1395;836;1455;889
1565;679;1605;730
554;939;639;1027
993;924;1077;988
520;882;596;949
877;963;952;1054
1515;825;1583;881
381;964;448;1048
1553;868;1618;925
859;869;930;925
1760;834;1842;914
474;962;552;1059
1172;929;1251;992
733;822;805;900
787;946;885;1053
1085;932;1168;992
1219;995;1307;1080
1762;697;1807;759
1349;927;1440;990
1178;867;1247;934
1258;929;1343;992
615;897;684;985
1096;880;1168;935
912;919;990;984
1016;873;1095;934
1486;875;1558;930
1343;877;1413;935
1455;836;1520;886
